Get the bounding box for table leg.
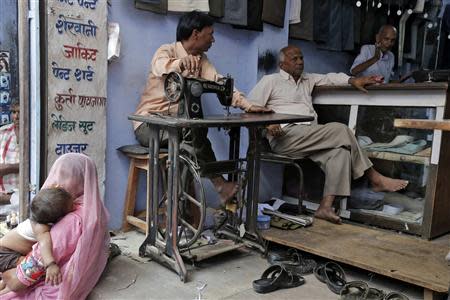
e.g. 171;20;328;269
246;127;262;235
139;125;160;256
165;127;187;282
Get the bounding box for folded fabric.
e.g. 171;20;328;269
369;140;427;155
135;0;168;14
363;135;414;150
262;0;286;27
167;0;209;12
384;192;424;212
270;216;302;230
357;135;374;148
220;0;247;26
208;0;224;17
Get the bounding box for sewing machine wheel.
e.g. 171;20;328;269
157;155;206;249
164;72;185;103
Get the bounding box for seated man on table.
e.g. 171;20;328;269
350;25;397;83
133;11;272;204
247;45;408;224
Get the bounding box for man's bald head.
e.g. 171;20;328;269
378;25;397;36
278;45;304;81
376;25;397;53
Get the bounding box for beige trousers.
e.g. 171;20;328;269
270;122;373;197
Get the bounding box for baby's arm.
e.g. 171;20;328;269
32;223;62;285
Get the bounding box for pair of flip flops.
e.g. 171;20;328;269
252;264;305;294
340;281;409;300
314;262;347;294
267;249;317;275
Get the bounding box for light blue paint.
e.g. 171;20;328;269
106;0;354;229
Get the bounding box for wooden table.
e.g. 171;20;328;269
128;112;314;282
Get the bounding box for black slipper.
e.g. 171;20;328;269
323;262;347;294
340;281;370;300
313;263;327;283
267;249;317;275
252;265;305;294
366;287;385;300
384;292;409;300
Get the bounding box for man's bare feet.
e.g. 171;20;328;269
314;207;342;224
371;174;408;192
366;168;408;192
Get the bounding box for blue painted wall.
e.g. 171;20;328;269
106;1;353;229
0;0;18;124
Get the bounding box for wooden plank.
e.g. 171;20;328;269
367;151;430;165
261;219;449;293
181;239;244;261
394;119;450;131
126;216;146;232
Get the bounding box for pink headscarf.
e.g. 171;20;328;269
4;153;110;299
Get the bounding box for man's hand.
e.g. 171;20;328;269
245;105;273;113
373;43;382;60
266;124;285;137
180;55;201;74
348;75;382;93
45;263;62;286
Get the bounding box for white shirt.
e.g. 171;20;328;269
351;44;395;83
248;69;350;126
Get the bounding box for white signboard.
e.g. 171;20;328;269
46;0;107;193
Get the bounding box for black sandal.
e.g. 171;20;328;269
384;292;409;300
323;262;347;294
252;265;305;294
340;281;370;300
314;262;347;294
268;249;317;275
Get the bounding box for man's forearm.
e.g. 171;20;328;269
0;163;19;177
351;57;378;75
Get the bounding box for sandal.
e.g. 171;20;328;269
314;262;347;294
384;292;409;300
252;265;305;294
323;262;347;294
340;281;370;300
366;287;385;300
267;249;317;275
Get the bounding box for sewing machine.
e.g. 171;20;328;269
164;72;234;119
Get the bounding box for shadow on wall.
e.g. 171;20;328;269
257;50;278;80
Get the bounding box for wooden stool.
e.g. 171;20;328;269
118;145;167;232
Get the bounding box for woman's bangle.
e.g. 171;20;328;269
45;261;57;269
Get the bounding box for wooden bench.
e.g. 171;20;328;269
117;144;167;232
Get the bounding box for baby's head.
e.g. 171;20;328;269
30;187;74;225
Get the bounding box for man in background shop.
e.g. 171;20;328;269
248;45;408;224
0;101;19;207
133;11;272;204
351;25;397;83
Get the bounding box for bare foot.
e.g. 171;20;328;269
217;181;239;205
314;207;342;224
371;174;408;192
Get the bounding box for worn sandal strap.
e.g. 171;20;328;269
340;281;370;300
324;262;347;294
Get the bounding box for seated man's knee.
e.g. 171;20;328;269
327;122;350;133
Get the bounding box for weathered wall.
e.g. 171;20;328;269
0;0;18;124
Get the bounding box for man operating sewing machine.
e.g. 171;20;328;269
133;11;272;204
